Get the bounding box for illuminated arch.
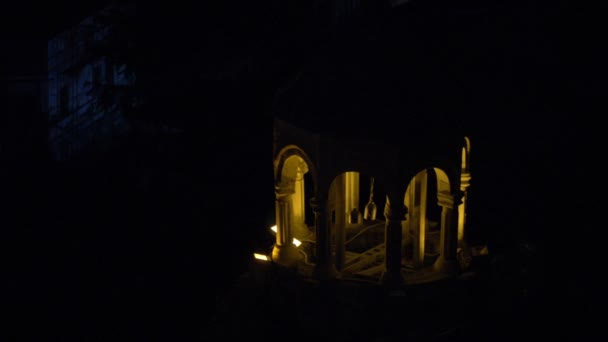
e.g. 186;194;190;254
461;136;471;173
432;167;452;195
403;167;452;268
272;145;318;265
274;144;318;194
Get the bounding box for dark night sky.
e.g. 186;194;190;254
0;1;114;39
0;1;117;76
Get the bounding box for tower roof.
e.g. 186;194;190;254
270;13;469;148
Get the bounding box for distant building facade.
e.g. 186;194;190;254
47;4;135;161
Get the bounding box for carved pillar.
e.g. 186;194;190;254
433;191;462;274
293;162;308;233
272;183;300;268
311;195;338;280
458;172;471;247
380;193;407;288
345;171;361;224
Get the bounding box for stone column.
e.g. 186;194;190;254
272;184;300;268
292;163;308;234
433;191;462;275
345;171;361;224
311;195;338;280
380;194;407;288
458;172;471;247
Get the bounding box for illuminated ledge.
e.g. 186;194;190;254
400;267;452;285
292;260;464;287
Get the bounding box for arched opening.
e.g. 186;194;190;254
403;167;450;269
271;145;317;267
462;136;471;173
271;146;318;267
328;171;387;281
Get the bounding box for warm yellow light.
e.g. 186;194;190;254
253;253;269;261
269;225;301;247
